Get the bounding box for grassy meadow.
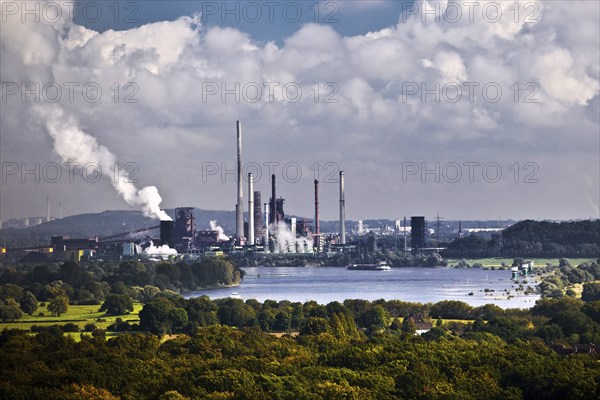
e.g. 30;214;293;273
0;302;143;334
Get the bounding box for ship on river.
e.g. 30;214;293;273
347;261;391;271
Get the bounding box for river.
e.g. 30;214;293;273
184;266;541;309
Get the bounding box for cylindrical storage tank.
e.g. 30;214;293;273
160;220;175;248
410;216;426;250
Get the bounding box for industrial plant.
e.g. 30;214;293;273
156;121;346;256
0;121;467;263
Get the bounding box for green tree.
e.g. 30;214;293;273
471;304;504;320
168;308;189;333
390;318;402;331
582;300;600;323
430;300;473;319
100;294;134;315
535;324;564;343
362;304;389;331
582;282;600;302
139;297;176;335
140;285;161;303
0;283;24;301
19;291;38;315
273;310;292;332
531;297;582;318
185;296;219;326
160;391;190;400
550;311;594;337
559;258;571;268
59;261;82;285
300;316;330;335
258;308;277;332
48;295;69;317
216;298;256;328
421;326;447;341
401;316;417;335
0;298;22;321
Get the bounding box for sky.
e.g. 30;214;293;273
1;0;599;225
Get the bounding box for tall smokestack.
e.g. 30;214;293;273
270;174;276;224
264;202;269;250
235;121;244;240
46;194;50;222
253;191;262;241
339;171;346;244
248;173;254;245
314;179;320;234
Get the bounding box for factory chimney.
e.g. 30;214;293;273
46;194;50;222
248;173;254;245
270;174;276;224
253;191;262;241
339;171;346;244
235;121;244;240
264;203;269;250
314;179;320;234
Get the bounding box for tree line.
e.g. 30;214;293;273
0;258;242;320
2;258;600;398
444;220;600;258
2;295;600;399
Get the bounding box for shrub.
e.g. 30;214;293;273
83;323;97;332
62;323;79;332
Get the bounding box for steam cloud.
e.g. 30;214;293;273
35;105;172;221
209;220;230;241
143;240;178;255
272;221;313;253
1;1;171;221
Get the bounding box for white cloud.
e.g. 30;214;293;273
432;51;467;83
535;48;600;105
0;0;598;221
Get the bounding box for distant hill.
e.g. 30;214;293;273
0;209;236;246
0;208;332;246
501;219;600;257
1;207;517;247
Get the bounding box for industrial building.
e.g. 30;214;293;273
411;216;427;250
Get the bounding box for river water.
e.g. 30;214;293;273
185;266;540;309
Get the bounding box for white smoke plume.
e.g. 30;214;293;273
209;220;230;241
34;105;172;221
1;1;171;221
143;240;177;255
272;221;313;253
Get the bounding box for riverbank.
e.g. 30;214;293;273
445;257;595;268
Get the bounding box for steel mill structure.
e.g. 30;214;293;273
1;120;440;262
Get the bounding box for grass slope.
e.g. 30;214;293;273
0;302;143;332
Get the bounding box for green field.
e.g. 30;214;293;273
445;257;596;268
0;302;143;332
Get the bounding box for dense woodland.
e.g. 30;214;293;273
2;293;600;399
0;258;242;307
444;220;600;258
1;257;600;398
